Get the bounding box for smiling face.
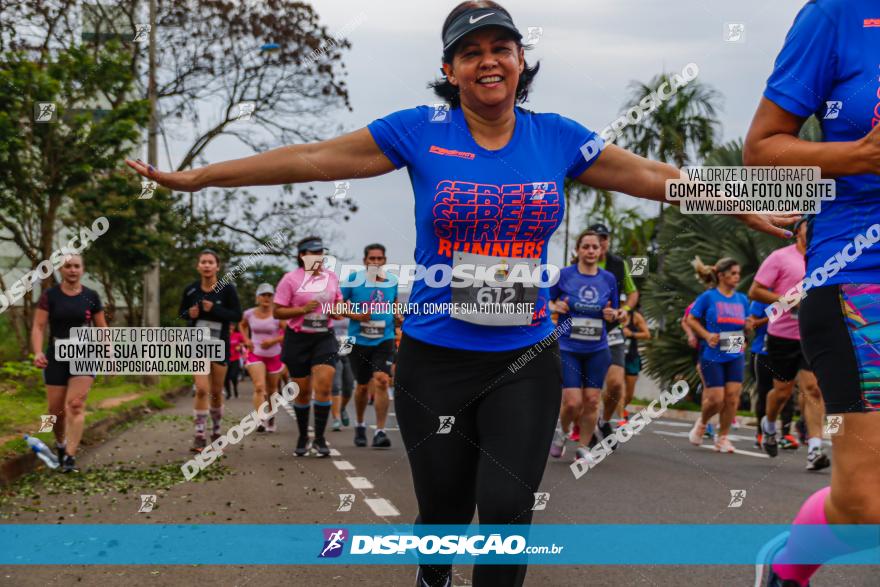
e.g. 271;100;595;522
442;27;524;110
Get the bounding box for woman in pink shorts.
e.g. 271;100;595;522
240;283;286;432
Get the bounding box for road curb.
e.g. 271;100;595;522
0;384;190;487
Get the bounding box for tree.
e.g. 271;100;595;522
0;42;148;348
616;72;722;273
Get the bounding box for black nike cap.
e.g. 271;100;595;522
442;8;522;53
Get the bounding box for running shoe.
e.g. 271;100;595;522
780;435;799;450
753;531;807;587
331;418;342;432
570;424;580;442
598;421;617;452
761;416;779;457
294;435;310;457
354;425;367;447
549;426;566;459
257;423;267;433
573;446;596;468
191;435;207;453
415;566;451;587
754;433;763;449
714;435;735;453
266;416;276;433
313;436;331;457
688;420;706;446
61;455;78;474
340;409;350;427
372;430;391;449
805;446;830;471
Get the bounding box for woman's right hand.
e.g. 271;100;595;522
552;299;570;314
188;305;200;319
125;159;203;192
34;352;48;368
706;333;720;348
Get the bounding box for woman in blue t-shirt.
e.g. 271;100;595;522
685;257;749;454
744;1;880;585
548;230;624;463
128;2;793;584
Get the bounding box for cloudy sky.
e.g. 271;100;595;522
190;0;808;270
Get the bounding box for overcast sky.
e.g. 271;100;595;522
188;0;807;270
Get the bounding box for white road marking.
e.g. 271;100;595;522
365;498;400;517
652;431;769;458
651;421;694;428
329;448;342;457
346;476;374;489
369;425;400;431
334;460;355;471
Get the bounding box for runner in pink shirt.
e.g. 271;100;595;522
241;282;286;432
749;219;829;470
273;236;343;457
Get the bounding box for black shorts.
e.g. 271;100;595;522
281;330;338;378
801;283;880;414
608;343;626;368
766;333;810;383
350;340;394;385
43;355;95;386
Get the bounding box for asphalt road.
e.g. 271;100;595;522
0;378;872;586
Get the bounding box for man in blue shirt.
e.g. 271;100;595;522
341;243;400;449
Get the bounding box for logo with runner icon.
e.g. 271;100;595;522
337;494;355;512
138;494;157;513
437;416;455;434
823;100;842;120
532;492;549;511
38;415;57;433
338;336;355;357
824;415;843;436
319;528;348;558
727;489;746;508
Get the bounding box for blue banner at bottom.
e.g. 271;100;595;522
1;524;879;565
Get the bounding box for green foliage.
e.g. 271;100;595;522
640;140;786;391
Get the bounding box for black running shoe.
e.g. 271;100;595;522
313;436;331;457
754;532;807;586
354;425;367;447
415;566;451;587
760;417;778;457
806;447;830;471
61;455;78;473
191;435;207;453
294;435;309;456
598;421;617;451
372;430;391;449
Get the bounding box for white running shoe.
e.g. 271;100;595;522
549;426;566;459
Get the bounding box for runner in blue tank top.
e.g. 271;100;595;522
129;3;794;584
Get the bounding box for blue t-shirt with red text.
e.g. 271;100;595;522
367;106;602;351
763;0;880;285
690;288;749;364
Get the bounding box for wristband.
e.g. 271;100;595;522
622;304;631;312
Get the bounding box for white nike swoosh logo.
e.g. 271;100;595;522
469;13;494;24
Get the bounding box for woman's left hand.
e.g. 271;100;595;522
735;213;800;239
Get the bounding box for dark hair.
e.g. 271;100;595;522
570;230;601;264
296;236;321;268
363;243;386;258
198;249;221;265
429;1;540;108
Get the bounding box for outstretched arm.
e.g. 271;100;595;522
576;144;796;239
126;128;397;191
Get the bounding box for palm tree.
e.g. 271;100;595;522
616;73;722;273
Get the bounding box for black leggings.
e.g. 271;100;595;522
225;360;241;397
752;353;795;434
395;333;562;587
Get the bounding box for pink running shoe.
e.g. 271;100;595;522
714;435;735;453
688;420;706;446
549;426;566;458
